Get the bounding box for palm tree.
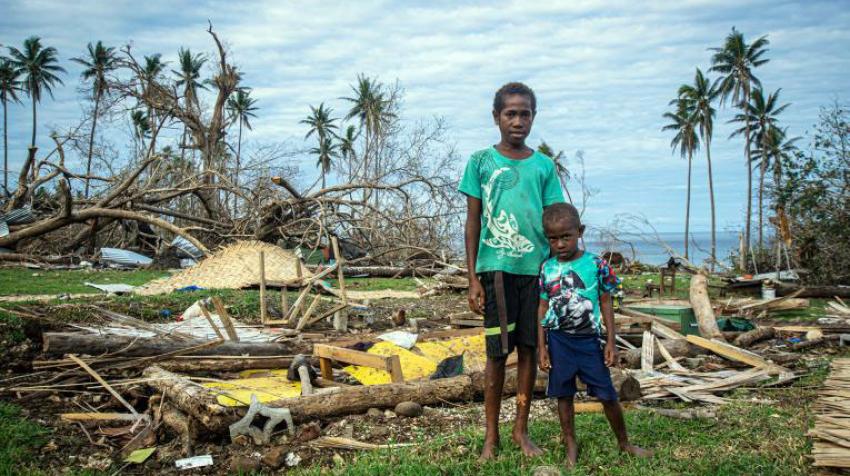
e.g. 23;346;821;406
710;27;769;270
71;41;118;198
301;103;339;187
663;99;700;260
752;126;799;209
678;68;720;269
172;48;207;161
0;58;22;195
342;75;396;178
226;88;258;213
141;54;166;151
338;124;359;182
730;87;789;250
7;37;66;177
311;135;339;189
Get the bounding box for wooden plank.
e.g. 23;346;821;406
450;318;484;328
281;287;289;319
259;251;267;324
60;412;141;423
295;293;323;331
651;321;686;340
197;301;225;341
314;344;395;371
686;334;787;374
641;331;655;372
211;297;239;342
286;282;314;325
331;237;348;306
387;355;404;383
68;354;138;416
319;357;333;380
656;336;688;372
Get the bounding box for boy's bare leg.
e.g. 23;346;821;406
557;397;579;467
479;355;507;461
512;344;543;457
600;400;653;457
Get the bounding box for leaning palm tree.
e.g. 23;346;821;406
71;41;118;198
663;99;700;260
172;48;207;161
730;87;789;250
311;135;339;189
7;36;66;179
710;27;769;270
0;58;22;195
678;68;720;269
226;89;258;213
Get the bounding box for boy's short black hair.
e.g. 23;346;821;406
543;202;581;230
493;82;537;114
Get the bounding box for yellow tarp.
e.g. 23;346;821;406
344;333;487;385
202;369;301;406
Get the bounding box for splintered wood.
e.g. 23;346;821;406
810;358;850;468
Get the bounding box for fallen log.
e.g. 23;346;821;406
146;366;641;433
624;339;691;368
43;333;294;357
690;272;725;341
733;327;776;348
777;284;850;299
157;356;295;373
142;366;238;432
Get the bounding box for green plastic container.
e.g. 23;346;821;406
630;305;700;336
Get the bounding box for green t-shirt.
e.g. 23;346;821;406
458;147;564;276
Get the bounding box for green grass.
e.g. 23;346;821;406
0;268;169;296
294;402;812;476
0;402;49;476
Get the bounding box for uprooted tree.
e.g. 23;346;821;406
0;25;461;266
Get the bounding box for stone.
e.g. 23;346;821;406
366;407;383;418
229;455;260;473
370;426;390;439
384;409;397;419
261;446;289;469
531;465;563;476
285;452;301;467
295;422;321;443
394;401;423;418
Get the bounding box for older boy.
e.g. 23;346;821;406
459;82;564;460
537;203;652;467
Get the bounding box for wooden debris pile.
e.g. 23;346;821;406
810;358;850;469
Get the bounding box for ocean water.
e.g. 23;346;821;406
584;230;741;266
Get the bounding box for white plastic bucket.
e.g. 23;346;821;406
761;285;776;300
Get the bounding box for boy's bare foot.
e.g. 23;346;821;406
511;430;544;457
620;444;653;458
478;439;500;462
565;443;579;468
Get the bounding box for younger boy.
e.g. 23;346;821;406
537;203;652;467
459;82;564;460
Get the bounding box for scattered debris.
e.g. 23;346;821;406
810;358;850;468
175;454;214;470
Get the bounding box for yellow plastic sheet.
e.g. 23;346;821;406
344;333;487;385
202;370;301;407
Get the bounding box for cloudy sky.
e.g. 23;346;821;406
1;0;848;233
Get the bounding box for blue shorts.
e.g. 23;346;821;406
546;331;618;401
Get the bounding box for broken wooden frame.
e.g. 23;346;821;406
313;344;404;383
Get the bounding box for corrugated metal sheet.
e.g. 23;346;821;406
171;236;203;259
100;248;153;267
0;207;35;225
0;221;8;238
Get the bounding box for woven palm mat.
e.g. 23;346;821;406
137;241;312;295
809;358;850;468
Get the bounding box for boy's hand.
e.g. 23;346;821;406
468;278;486;315
538;347;550;372
604;341;618;367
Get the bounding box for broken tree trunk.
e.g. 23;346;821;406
689;272;725;341
142;366;238;432
624;339;690;368
43;333;293;357
733;327;776;348
495;367;641;401
157;356;295;373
